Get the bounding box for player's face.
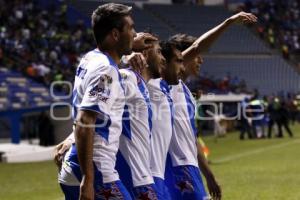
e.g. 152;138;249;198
186;54;203;76
163;48;184;85
117;16;136;56
146;42;166;78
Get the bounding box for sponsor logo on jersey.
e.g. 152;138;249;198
89;75;113;102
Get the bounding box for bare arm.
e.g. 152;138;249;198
183;12;257;65
54;132;74;169
75;110;97;200
196;140;222;200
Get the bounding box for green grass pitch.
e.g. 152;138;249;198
1;124;299;200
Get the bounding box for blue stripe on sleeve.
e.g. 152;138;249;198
122;105;132;140
182;83;197;137
80;105;111;141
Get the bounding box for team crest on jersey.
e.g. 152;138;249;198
89;74;113;103
120;72;128;80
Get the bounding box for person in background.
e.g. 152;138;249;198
277;100;294;138
240;97;253;140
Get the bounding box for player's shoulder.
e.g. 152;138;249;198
119;68;137;83
81;49;119;76
147;78;161;87
147;78;166;94
83;49;109;64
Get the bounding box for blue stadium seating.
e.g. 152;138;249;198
200;56;300;95
144;4;271;54
68;1;174;39
0;68;58;110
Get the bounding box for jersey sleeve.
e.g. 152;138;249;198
79;66;123;116
119;69;137;100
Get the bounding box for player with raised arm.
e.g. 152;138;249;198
164;11;257;200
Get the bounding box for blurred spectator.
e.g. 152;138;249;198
267;97;294;138
26;64;37;78
0;0;94;87
287;94;298;125
278;100;294;137
243;0;300;61
239;97;253;140
186;72;250;95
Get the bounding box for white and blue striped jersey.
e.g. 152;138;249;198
118;69;154;187
59;49;125;185
147;78;174;179
169;80;198;167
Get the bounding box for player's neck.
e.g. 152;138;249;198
142;68;152;82
106;50;121;66
181;72;188;82
98;47;121;65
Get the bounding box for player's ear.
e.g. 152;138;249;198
111;28;120;42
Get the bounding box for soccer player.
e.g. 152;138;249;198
121;39;175;200
115;40;166;200
117;37;178;200
165;11;257;200
58;3;137;200
55;35;164;200
161;39;218;200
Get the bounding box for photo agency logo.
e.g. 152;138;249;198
50;81;73;121
49;80;264;127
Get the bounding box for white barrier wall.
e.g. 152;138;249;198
203;0;224;5
51;106;73;144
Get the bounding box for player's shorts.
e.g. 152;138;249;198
60;180;132;200
59;150;132;200
153;177;172;200
116;151;158;199
133;184;158;200
168;165;209;200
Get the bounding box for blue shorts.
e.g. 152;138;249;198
153;177;172;200
60;180;132;200
167;165;208;200
116;151;158;199
133;184;158;200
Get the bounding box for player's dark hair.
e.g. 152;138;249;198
91;3;132;45
168;33;197;52
160;40;177;63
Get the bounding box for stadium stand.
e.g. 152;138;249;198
143;3;299;94
200;55;300;95
68;0;174;39
242;0;300;66
0;67;55;110
144;4;271;54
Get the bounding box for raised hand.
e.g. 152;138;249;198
125;52;148;74
133;32;158;51
228;11;257;24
